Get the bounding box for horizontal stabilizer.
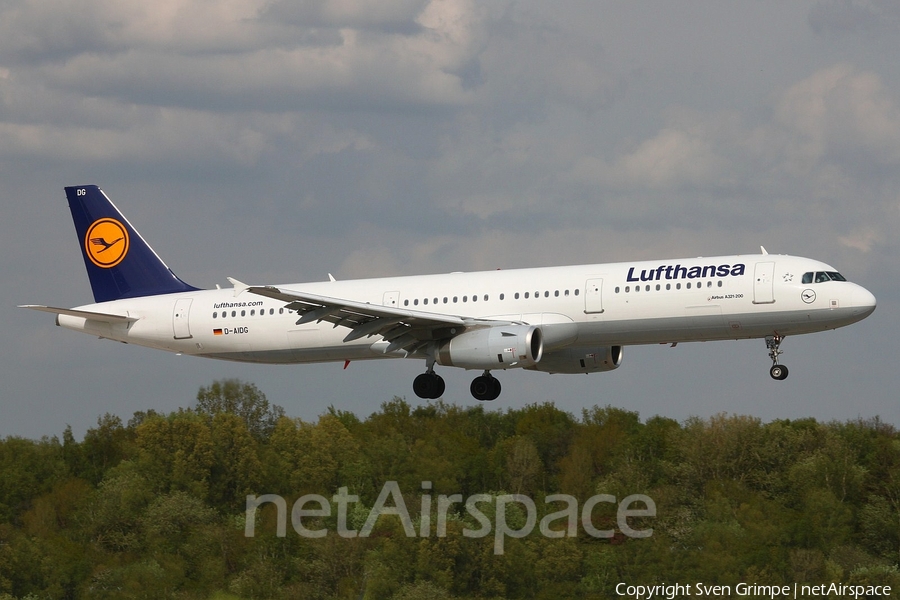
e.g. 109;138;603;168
19;305;138;324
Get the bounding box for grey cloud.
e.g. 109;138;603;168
10;4;487;115
37;48;474;113
775;63;900;171
2;0;489;115
809;0;900;35
4;1;899;441
548;64;900;245
261;0;429;33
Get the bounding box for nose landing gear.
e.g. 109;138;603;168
766;335;789;380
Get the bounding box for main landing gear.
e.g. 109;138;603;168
413;370;445;400
470;371;501;402
412;368;502;401
413;355;446;400
766;334;789;380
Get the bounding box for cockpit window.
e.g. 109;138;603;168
805;271;848;284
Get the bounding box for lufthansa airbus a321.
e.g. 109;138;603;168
22;186;877;401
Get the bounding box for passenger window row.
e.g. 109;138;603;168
402;288;580;308
212;308;286;319
615;280;724;293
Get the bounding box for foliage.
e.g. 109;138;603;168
196;379;285;440
0;379;897;599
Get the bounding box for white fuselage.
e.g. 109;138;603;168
56;253;876;371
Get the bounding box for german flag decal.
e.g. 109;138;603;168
213;329;223;336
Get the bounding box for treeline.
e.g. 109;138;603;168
0;379;898;599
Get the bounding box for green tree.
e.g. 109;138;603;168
196;379;285;439
0;436;66;523
558;406;645;500
78;414;134;484
84;463;154;553
505;436;543;496
267;413;361;496
209;413;262;507
135;412;214;498
3;379;900;599
513;402;576;482
392;580;453;600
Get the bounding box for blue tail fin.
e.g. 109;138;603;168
66;185;200;303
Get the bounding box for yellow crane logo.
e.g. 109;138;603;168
85;218;129;268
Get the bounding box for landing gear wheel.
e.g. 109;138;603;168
413;372;445;399
470;374;501;401
769;364;789;380
765;335;788;381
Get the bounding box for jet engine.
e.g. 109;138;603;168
528;345;623;374
437;325;543;370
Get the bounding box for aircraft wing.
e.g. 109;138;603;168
245;285;520;354
20;305;139;323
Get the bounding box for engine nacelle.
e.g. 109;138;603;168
528;345;623;374
437;325;543;370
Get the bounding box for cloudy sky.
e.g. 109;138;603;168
4;0;899;439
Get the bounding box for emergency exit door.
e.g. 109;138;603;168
584;279;604;314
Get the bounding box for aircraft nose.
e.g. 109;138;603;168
852;285;877;317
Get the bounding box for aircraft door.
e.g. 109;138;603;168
584;279;604;314
753;262;775;304
173;298;193;339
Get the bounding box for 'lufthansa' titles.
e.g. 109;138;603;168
626;263;746;282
